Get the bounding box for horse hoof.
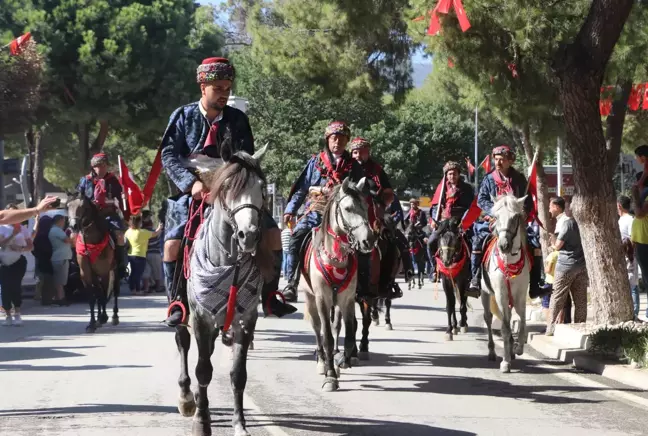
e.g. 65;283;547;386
234;426;251;436
452;327;459;335
86;324;97;333
249;341;254;351
191;418;212;436
372;319;379;326
111;316;120;326
500;361;511;373
178;395;196;417
321;377;339;392
488;352;497;362
335;365;341;378
316;360;326;375
444;333;453;341
385;323;393;331
358;351;369;361
460;326;468;334
334;352;346;368
350;357;360;366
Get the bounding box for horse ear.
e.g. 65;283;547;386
252;142;269;161
355;177;369;195
342;177;352;194
220;126;233;162
517;195;528;208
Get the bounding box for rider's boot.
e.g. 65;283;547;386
356;253;371;299
262;250;298;317
466;250;482;299
115;244;128;278
528;255;548;299
283;229;309;303
163;261;184;327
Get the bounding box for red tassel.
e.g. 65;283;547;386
438;0;453;14
223;285;239;332
452;0;472;32
425;0;471;36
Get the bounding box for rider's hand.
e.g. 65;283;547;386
36;196;59;213
483;215;492;222
283;214;295;228
191;180;206;200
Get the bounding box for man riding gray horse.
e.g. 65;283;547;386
469;145;544;299
282;121;365;302
161;56;296;327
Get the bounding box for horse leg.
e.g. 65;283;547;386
459;291;468;333
384;298;392;330
231;313;257;436
332;306;345;371
358;301;371;360
371;302;380;326
306;293;326;375
112;271;120;326
444;281;455;341
481;292;496;361
86;286;97;333
192;318;217;436
342;301;357;368
418;260;423;289
176;326;195;417
317;296;338;392
513;293;527;356
499;313;513;373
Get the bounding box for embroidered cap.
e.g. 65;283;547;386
443;161;461;174
91;153;108;167
325;121;351;140
350;137;371;151
492;145;515;160
197;57;235;83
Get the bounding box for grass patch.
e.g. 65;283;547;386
589;326;648;367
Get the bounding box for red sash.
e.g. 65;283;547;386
491;171;514;196
76;234;110;263
316;151;353;188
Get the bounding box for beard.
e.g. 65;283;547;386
208;98;227;111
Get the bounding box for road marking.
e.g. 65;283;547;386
492;338;648;410
244;393;292;436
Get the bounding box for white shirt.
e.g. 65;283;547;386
0;225;30;265
619;213;634;240
198;100;224;125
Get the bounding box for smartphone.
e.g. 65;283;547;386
51;198;61;208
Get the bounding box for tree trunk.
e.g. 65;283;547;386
552;0;635;324
33;130;45;202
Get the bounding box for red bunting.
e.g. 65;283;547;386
9;32;31;56
142;149;162;207
526;159;544;228
628;84;643;111
599;86;614;117
643;83;648;110
465;157;475;176
480;155;492;173
426;0;471;36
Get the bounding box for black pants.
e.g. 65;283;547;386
1;256;27;311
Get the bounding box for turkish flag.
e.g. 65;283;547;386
118;155;144;216
461;198;481;231
465;157;475;176
480;155;492;173
9;32;31;56
526;159;544;228
141;149;162;206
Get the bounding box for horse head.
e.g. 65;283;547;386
490;194;527;255
437;217;462;265
405;222;419;249
66;191;97;231
324;177;375;254
208;142;269;254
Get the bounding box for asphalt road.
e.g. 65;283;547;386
1;279;647;436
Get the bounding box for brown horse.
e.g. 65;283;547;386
354;209;403;360
67;193;119;333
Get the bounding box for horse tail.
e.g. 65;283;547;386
490;295;503;321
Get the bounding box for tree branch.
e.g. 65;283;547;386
91;120;109;154
605;80;632;174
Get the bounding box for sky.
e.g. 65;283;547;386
197;0;432;65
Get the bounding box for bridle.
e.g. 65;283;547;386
492;213;523;256
331;191;370;252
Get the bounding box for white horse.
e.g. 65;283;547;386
302;177;375;392
481;195;531;373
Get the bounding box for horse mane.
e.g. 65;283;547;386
437;217;461;235
208;152;266;204
320;183;364;233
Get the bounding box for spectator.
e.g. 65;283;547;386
142;212;163;293
546;197;588;336
0;205;33;326
48;215;73;306
631;151;648;320
125;215;162;295
541;234;559;321
618;195;639;317
32;214;55;304
280;225;291;277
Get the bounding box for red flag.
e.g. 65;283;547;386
628;84;643;111
643;83;648;110
118;155;144;216
426;0;471;36
141;149;162;206
480;155;492;173
526;158;544;228
461;198;481;231
9;32;31;56
431;180;444;207
465;157;475;176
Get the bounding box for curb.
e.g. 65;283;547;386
573;355;648;391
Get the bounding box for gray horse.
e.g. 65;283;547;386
174;142;270;436
301;177;375;392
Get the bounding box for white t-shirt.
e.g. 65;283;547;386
619;213;634;241
0;225;30;266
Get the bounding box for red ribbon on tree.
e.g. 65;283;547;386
628;84;644;111
599;86;614;117
426;0;471;35
643;83;648;110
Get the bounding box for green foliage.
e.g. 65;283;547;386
589;326;648;367
245;0;414;100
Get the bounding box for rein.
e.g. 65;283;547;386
435;239;469;279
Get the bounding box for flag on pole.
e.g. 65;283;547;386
141;149;162;206
465;157;475;176
9;32;31;56
479;155;492;173
118;155;144;216
526;153;544;228
461;198;481;231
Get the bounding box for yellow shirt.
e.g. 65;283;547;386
125;229;154;258
544;251;559;284
632;213;648;245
